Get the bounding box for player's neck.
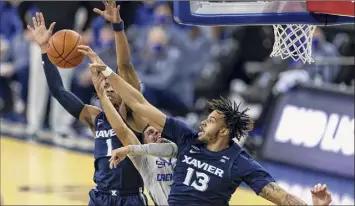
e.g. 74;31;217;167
206;138;229;152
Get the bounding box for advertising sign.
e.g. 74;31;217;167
262;85;354;178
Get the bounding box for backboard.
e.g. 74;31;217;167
173;1;355;26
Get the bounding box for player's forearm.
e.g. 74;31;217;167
114;29;141;92
102;66;167;132
127;143;178;158
42;54;84;119
280;194;307;205
106;71;146;112
259;182;307;206
99;93;140;145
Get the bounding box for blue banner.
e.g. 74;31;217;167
262;85;354;178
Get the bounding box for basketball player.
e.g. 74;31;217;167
87;62;333;206
27;12;147;206
89;65;176;205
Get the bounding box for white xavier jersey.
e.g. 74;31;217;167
129;155;176;205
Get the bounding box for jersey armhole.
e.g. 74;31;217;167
227;150;243;181
93;111;102;127
177;142;193;158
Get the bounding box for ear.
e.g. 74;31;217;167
218;127;229;137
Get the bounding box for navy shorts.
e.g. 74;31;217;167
88;188;148;206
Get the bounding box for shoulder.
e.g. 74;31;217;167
80;105;102;126
164;116;198;136
229;144;259;174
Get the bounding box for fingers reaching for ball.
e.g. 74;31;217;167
78;45;93;55
78;45;103;64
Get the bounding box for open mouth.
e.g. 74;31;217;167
107;94;114;99
198;127;204;136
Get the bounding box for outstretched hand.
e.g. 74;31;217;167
93;0;121;23
311;184;332;206
27;12;56;53
78;45;104;64
109;147;130;169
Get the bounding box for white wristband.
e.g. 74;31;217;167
101;66;113;77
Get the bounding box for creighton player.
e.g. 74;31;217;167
87;61;333;206
27;12;147;206
90;66;176;205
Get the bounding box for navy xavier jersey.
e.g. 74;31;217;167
162;117;275;206
93;112;144;191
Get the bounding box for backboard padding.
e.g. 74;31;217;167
174;1;355;26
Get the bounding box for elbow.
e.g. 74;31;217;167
129;100;146;114
49;89;60;99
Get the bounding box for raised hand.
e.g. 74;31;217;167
27;12;56;53
109;147;129;169
89;64;106;96
78;45;104;64
311;184;332;206
93;0;121;23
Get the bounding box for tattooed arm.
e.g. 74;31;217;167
232;151;307;205
259;182;307;205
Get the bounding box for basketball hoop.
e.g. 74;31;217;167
270;24;317;64
174;1;355;64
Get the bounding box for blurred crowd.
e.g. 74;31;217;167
0;1;354;141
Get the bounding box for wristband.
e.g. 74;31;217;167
102;66;113;77
111;21;124;32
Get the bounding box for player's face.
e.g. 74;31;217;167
103;79;120;105
143;126;162;144
198;110;227;143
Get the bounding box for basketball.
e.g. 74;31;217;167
47;30;85;68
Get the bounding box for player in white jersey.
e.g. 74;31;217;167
111;140;177;206
90;64;176;206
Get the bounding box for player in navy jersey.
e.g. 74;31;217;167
27;10;148;206
86;60;332;205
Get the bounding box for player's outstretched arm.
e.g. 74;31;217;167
128;142;178;158
28;12;100;131
259;182;307;205
259;182;332;205
89;64;167;132
78;45;147;131
109;142;178;168
232;151;309;205
93;0;141;92
91;70;140;146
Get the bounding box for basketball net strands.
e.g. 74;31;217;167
174;1;355;64
271;1;355;64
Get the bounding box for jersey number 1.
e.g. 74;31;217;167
106;139;112;156
183;167;210;192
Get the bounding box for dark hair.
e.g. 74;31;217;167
207;97;253;141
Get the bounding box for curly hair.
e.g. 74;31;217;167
207;96;254;141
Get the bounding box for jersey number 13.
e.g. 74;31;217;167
183;167;210;192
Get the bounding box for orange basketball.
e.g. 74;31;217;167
47;30;85;69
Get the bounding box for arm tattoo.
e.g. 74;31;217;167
259;182;307;205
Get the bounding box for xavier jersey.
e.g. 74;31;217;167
93;112;144;191
162;117;275;206
129;154;176;205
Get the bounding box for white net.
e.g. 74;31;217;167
189;1;319;64
270;24;317;64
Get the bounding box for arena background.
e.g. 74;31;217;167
0;1;354;205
